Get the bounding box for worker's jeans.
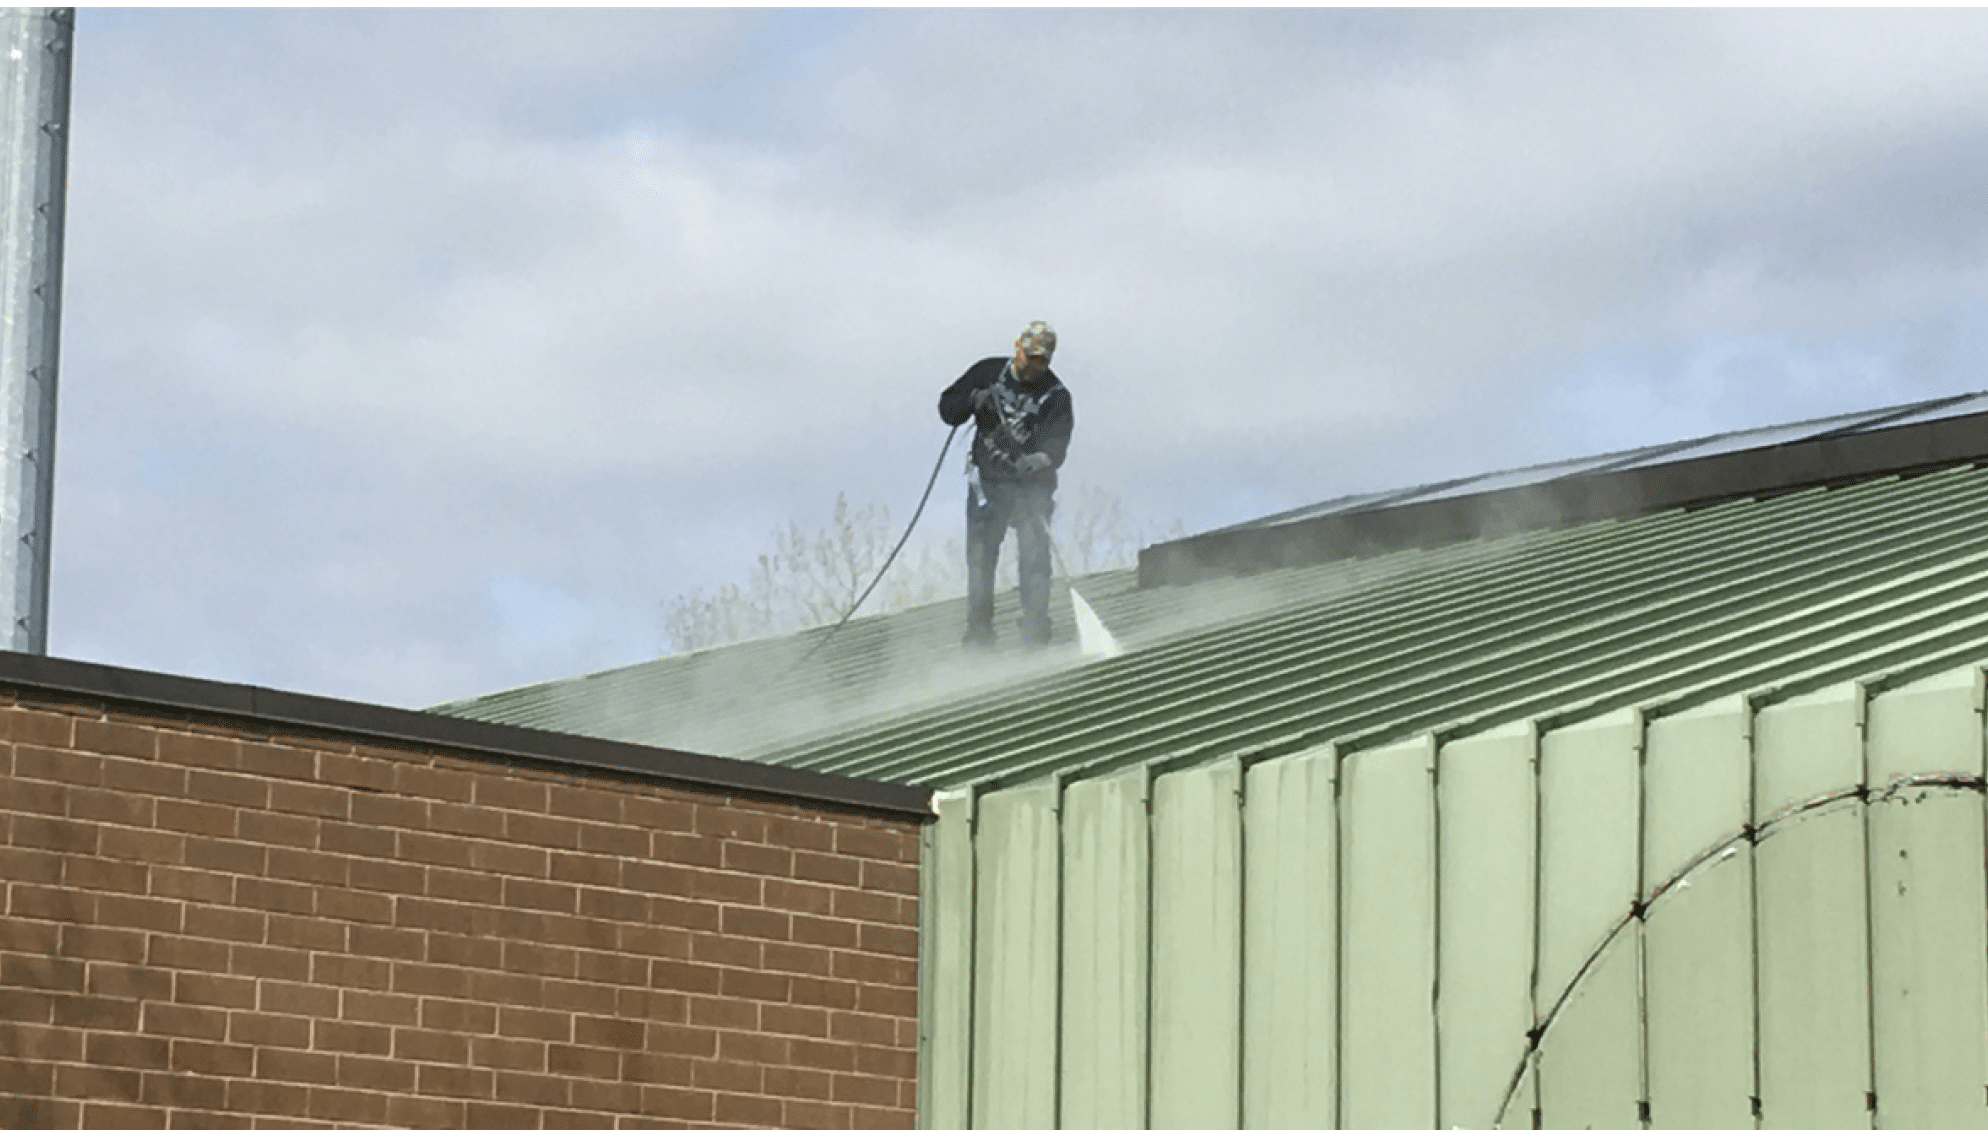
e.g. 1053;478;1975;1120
965;480;1054;646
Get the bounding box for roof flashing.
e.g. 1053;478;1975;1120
1141;401;1988;587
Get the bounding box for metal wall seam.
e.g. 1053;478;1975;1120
919;787;977;1130
1856;681;1879;1121
918;816;937;1130
1141;763;1156;1130
1743;696;1766;1128
965;785;981;1130
1230;754;1247;1130
1527;720;1545;1130
1332;741;1346;1130
1635;707;1653;1127
1973;665;1988;1113
1051;770;1068;1130
1427;732;1443;1130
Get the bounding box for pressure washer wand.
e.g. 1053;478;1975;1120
1028;510;1124;660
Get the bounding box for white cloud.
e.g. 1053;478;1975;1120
45;9;1988;709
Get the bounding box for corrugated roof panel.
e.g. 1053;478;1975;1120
763;463;1988;788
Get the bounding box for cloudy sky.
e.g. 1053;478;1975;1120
42;7;1988;709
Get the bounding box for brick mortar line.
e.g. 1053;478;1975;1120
0;1037;921;1081
0;920;920;977
15;795;915;887
0;1054;921;1110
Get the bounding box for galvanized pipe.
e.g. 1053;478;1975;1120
0;7;72;654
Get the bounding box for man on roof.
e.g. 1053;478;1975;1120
938;320;1075;650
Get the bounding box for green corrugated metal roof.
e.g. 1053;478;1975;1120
429;531;1487;759
763;463;1988;789
436;403;1988;792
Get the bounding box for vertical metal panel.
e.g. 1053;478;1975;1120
1868;789;1987;1125
1537;713;1641;1009
0;7;71;654
1060;769;1149;1130
1754;686;1862;820
1644;847;1755;1129
1435;725;1537;1130
1340;737;1436;1130
1755;806;1872;1130
1242;748;1338;1129
924;792;976;1130
1537;938;1644;1130
1643;700;1749;891
1865;672;1988;1127
1641;701;1754;1129
1867;667;1985;783
1150;761;1243;1130
972;782;1060;1130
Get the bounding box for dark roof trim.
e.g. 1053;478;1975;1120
1140;406;1988;587
0;650;934;821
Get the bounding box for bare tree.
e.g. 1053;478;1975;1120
660;486;1171;654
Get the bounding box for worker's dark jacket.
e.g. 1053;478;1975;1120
937;357;1074;491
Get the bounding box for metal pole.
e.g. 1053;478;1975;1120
0;7;72;655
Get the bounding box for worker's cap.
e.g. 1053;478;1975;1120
1017;321;1057;359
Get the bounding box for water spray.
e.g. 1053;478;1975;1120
1031;510;1123;658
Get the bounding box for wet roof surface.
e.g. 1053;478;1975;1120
436;393;1988;790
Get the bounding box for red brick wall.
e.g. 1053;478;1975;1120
0;687;922;1130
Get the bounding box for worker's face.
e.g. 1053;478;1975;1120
1014;346;1051;381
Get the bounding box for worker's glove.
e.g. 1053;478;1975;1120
970;386;997;412
1015;452;1053;474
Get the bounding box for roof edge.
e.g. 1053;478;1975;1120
0;650;934;821
1140;407;1988;587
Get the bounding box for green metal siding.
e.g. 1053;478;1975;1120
1240;749;1337;1128
1435;726;1535;1129
1537;937;1642;1129
969;783;1058;1130
1867;671;1987;1126
1339;737;1436;1129
922;795;973;1130
867;464;1988;1130
1059;770;1147;1130
1645;848;1754;1129
1755;806;1870;1129
915;666;1988;1130
1536;714;1640;1014
1150;763;1242;1130
1643;702;1756;1129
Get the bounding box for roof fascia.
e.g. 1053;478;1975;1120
1139;408;1988;587
0;649;934;820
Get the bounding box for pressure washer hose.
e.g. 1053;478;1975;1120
788;424;961;670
